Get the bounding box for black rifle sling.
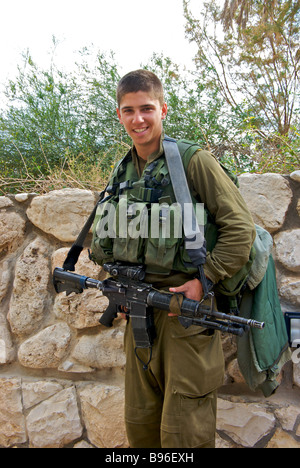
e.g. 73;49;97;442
62;186;108;271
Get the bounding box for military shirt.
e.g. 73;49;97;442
131;135;256;288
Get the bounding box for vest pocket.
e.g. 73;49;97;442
92;235;114;265
145;204;180;275
91;199;116;265
145;235;179;274
113;237;144;264
112;199;146;264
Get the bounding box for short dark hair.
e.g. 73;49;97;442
117;69;164;107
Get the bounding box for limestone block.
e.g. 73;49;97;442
266;428;300;448
0;260;14;369
0;196;13;208
238;173;292;232
58;359;94;373
278;275;300;306
15;193;29;202
71;323;126;370
227;358;246;384
53;289;108;329
22;380;64;410
8;237;51;336
73;440;95;448
26;188;97;242
274;405;300;431
221;334;237;362
216;433;235;448
0;211;26;255
0;259;11;302
290;170;300;182
0;378;26;447
26;387;82;448
52;248;108;329
274;229;300;272
79;383;128;448
18;323;71;369
0;320;15;364
217;398;276;447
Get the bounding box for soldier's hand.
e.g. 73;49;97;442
168;278;203;316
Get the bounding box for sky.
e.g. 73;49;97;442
0;0;200;85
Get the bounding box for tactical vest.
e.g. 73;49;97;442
91;140;254;296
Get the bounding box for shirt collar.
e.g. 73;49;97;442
131;131;165;172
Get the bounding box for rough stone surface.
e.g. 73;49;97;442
0;378;26;447
278;275;300;306
0;211;26;255
0;258;11;302
238;173;292;232
0;181;299;448
0;319;15;364
291;170;300;183
26;189;97;242
71;324;126;370
7;237;51;336
274;405;300;431
274;229;300;273
217;398;276;447
53;289;108;329
0;196;13;209
79;384;128;448
52;248;107;329
18;323;71;369
297;199;300;217
227;358;245;384
26;387;82;448
266;428;300;448
22;381;64;410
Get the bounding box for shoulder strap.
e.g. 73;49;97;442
163;136;210;296
162;137;201;241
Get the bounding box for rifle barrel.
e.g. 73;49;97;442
147;290;265;330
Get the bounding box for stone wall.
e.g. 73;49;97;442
0;172;300;448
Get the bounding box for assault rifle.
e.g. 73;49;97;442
53;262;264;349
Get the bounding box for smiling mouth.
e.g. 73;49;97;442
133;127;148;133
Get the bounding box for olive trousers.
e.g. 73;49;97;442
124;309;224;448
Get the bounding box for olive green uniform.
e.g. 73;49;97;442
124;309;223;448
92;135;256;448
122;138;255;448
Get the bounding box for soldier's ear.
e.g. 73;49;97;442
116;108;123;125
161;102;168;120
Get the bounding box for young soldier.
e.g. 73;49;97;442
91;69;256;448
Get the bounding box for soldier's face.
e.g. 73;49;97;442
117;90;167;159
